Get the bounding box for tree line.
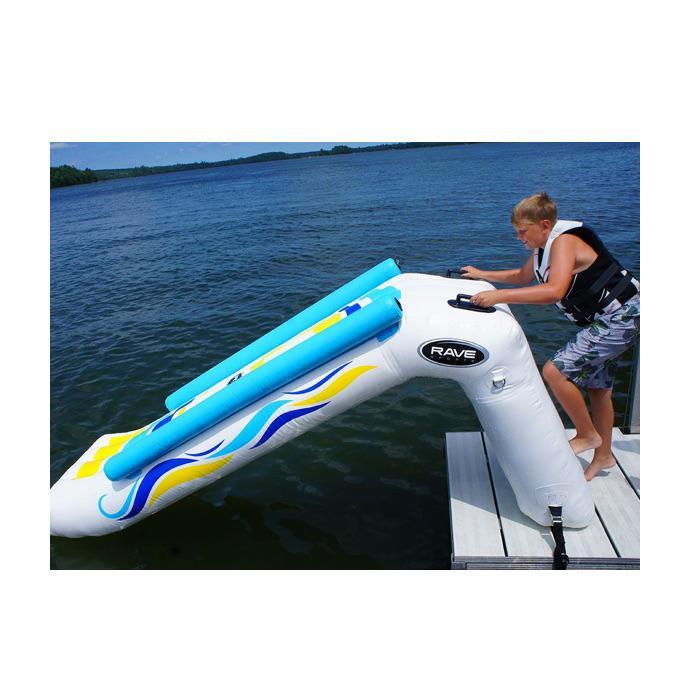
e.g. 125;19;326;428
50;165;99;188
51;142;471;188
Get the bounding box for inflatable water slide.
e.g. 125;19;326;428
50;259;593;538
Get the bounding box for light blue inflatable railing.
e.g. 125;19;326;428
165;258;401;410
104;263;403;482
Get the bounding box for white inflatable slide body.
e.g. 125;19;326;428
50;261;593;537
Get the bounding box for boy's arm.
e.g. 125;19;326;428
460;254;536;286
470;238;576;307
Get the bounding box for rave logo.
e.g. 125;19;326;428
418;339;488;367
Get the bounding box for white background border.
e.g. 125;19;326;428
3;1;695;698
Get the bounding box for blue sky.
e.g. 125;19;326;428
49;142;389;170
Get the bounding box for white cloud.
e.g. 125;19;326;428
50;142;75;150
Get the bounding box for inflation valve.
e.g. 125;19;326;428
492;370;506;389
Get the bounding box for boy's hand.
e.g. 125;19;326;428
470;290;504;308
460;265;482;279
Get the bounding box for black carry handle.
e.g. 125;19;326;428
447;266;480;278
447;293;497;313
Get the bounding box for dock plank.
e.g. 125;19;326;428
482;433;552;557
446;431;637;568
445;432;504;559
566;429;640;558
612;428;640;496
482;433;616;559
563;517;617;558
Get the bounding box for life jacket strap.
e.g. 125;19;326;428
564;261;619;307
549;505;569;570
604;271;638;307
562;268;638;325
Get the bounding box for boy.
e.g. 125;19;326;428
461;192;640;480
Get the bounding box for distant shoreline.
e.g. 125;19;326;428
50;142;472;189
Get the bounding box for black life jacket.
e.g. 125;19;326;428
534;220;639;326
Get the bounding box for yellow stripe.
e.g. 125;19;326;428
257;346;279;362
236;312;345;378
148;455;233;507
74;428;145;479
292;365;375;407
245;338;296;373
310;311;343;334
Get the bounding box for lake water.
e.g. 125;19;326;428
50;142;640;569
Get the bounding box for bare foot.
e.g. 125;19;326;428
584;455;617;481
569;433;602;455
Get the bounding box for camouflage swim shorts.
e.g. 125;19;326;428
551;294;640;389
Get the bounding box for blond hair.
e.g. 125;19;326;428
511;192;557;225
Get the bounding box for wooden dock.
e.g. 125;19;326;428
446;428;640;569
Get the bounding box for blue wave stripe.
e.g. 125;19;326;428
252;403;329;449
148;398;194;435
119;457;196;520
210;400;290;459
186;439;225;457
114;400;291;521
284;362;351;395
98;480;140;519
151;411;176;433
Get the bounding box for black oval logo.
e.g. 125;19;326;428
419;339;488;367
